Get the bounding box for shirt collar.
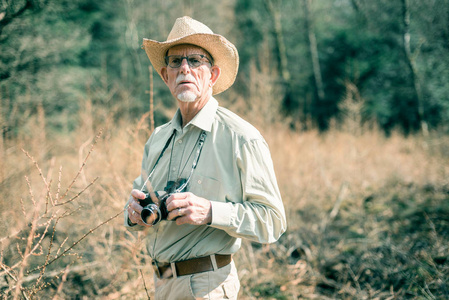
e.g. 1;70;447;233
170;97;218;133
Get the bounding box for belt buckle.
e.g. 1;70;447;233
151;260;162;279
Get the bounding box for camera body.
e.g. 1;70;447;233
138;179;187;225
138;191;170;225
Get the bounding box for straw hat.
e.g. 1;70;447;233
142;16;239;95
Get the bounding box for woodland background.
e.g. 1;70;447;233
1;0;448;299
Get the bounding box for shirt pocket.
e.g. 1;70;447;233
188;173;222;202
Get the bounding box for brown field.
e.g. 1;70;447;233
1;104;448;299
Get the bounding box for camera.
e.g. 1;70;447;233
138;179;187;225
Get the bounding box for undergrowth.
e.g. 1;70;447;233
1;108;448;299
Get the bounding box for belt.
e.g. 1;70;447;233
152;254;232;279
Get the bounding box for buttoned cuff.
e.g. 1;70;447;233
210;201;232;227
127;217;138;227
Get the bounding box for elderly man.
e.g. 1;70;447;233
124;16;286;299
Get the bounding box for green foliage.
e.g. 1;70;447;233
1;0;449;136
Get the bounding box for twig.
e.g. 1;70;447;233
27;210;123;274
19;197;26;217
58;129;103;202
13;177;40;300
27;218;51;260
24;176;36;206
1;261;32;300
22;150;54;206
45;179;52;214
0;261;18;282
0;228;25;244
56;237;69;257
134;111;151;142
329;182;348;221
55;166;62;201
51;265;69;300
17;262;99;285
16;243;23;259
140;269;151;300
35;216;60;288
54;177;99;206
321;182;348;233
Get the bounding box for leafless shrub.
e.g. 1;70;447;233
0;130;123;299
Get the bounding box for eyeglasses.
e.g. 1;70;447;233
164;54;212;68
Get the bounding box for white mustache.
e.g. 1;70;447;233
176;74;195;84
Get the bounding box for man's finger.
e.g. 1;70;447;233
131;189;146;200
165;192;189;207
128;206;155;227
129;200;143;214
165;199;190;213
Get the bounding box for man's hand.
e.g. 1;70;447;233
165;192;212;225
127;189;156;227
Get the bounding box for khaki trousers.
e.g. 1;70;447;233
153;260;240;299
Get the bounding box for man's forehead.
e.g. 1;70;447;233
167;44;208;55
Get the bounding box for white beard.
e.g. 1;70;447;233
175;74;198;103
177;91;197;103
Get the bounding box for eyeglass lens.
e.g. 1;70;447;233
165;55;210;68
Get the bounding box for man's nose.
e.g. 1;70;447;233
179;58;191;73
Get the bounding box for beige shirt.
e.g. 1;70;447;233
124;97;286;263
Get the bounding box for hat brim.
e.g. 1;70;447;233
143;33;239;95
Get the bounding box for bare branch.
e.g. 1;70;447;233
35;216;60;288
140;269;151;300
55;177;99;206
0;228;25;244
27;210;123;274
58;129;103;202
55;166;62;201
14;175;40;300
22;150;54;206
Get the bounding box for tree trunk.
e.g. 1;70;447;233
265;0;290;83
401;0;428;135
303;0;325;102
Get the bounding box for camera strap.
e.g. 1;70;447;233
140;129;207;193
174;130;207;193
140;130;176;191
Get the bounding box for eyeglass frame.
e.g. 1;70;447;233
164;54;213;69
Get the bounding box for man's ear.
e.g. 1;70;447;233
210;66;221;86
160;67;169;84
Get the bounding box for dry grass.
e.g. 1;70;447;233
239;125;448;299
1;103;448;299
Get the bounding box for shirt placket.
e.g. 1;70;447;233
169;129;193;183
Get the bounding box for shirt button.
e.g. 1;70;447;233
172;167;176;171
178;140;183;144
197;180;202;184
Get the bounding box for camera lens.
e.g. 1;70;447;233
141;204;161;225
141;207;153;224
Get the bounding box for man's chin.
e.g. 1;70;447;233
177;92;198;103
